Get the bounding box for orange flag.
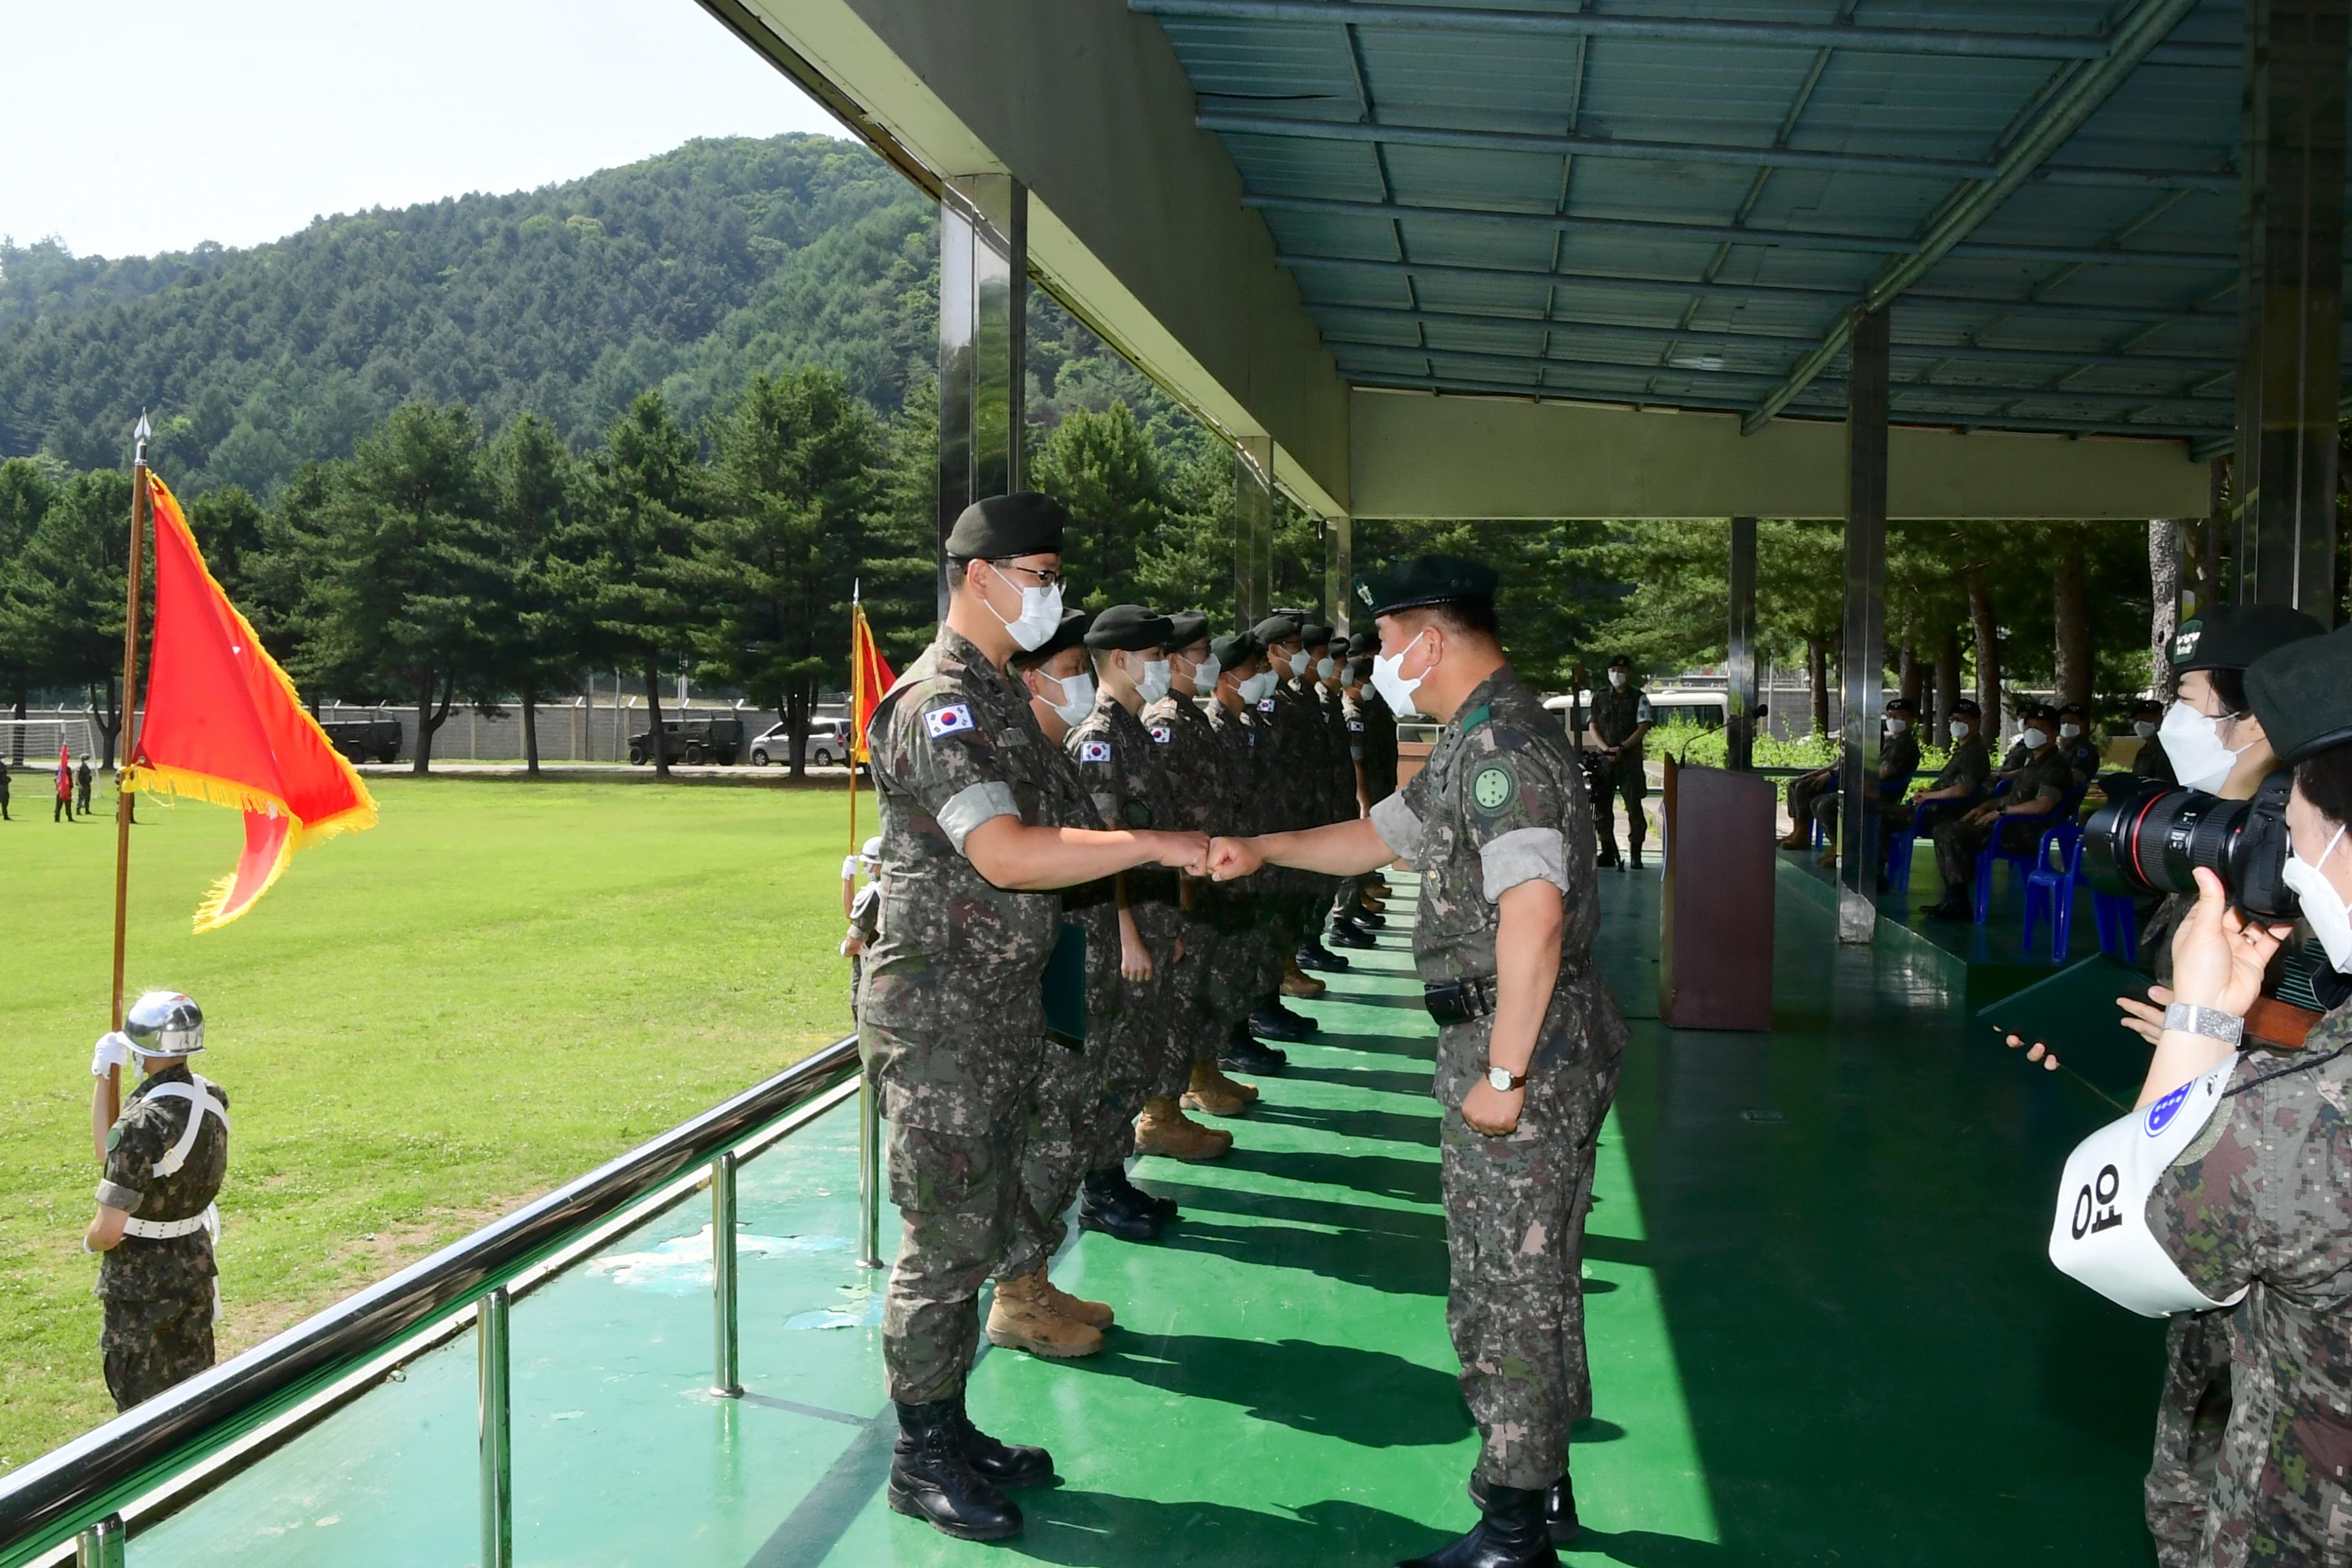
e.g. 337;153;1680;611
121;475;378;930
849;599;895;764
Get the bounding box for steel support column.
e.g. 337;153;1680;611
478;1288;514;1568
1838;309;1891;944
1324;516;1353;638
937;175;1027;620
1235;436;1275;629
1726;517;1759;772
2233;0;2347;623
710;1151;741;1398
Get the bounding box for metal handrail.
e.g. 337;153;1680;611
0;1034;865;1559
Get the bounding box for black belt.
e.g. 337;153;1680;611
1423;974;1498;1027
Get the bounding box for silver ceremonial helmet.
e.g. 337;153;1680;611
124;991;205;1058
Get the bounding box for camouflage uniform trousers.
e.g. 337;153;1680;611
1438;1025;1616;1492
101;1279;215;1411
881;1042;1039;1406
2145;1309;2234;1565
1932;815;2041;891
999;971;1159;1280
1593;758;1647;861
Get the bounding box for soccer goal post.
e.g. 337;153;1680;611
0;716;97;768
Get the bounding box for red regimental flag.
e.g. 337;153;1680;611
121;475;378;930
850;603;895;765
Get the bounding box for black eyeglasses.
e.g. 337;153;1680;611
988;560;1064;590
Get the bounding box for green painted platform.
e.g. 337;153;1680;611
128;867;2164;1567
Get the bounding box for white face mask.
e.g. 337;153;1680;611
2019;727;2050;750
1288;649;1311;679
2133;720;2158;740
1315;655;1337;682
1238;670;1279;703
1371;631;1430;717
2059;722;2083;740
1886;717;1909;736
1190;655;1220;691
1607;670;1628;689
2285;823;2352;972
1039;670;1095;727
2159;701;2246;794
1136;657;1173;703
1949;720;1972;741
979;563;1063;652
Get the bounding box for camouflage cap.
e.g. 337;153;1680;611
1351;554;1498;619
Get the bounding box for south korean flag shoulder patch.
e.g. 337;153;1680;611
1080;740;1113;764
1348;718;1365;732
1148;724;1173;745
923;703;977;740
1257;698;1278;714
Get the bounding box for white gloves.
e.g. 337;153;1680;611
91;1031;134;1077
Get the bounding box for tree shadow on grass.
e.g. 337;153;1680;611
1071;1333;1469;1447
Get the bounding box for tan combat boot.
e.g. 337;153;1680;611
1280;958;1327;999
1182;1059;1255;1117
1035;1271;1115;1329
1135;1097;1234;1161
986;1269;1104;1357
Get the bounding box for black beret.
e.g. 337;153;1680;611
1164;611;1210;648
1348;656;1375;681
1347;631;1380;658
1272;605;1311;622
1084;603;1173;652
1352;554;1498;619
2248;623;2352;764
1300;622;1335;649
2130;697;2166;714
1016;610;1090;667
1952;698;1982;716
945;491;1070;560
1886;696;1916;714
1210;632;1257;667
2171;603;2324;674
2057;701;2088;718
1252;614;1302;644
2021;703;2059;723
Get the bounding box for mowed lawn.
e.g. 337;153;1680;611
0;774;867;1474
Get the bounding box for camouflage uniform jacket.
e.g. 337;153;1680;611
1368;668;1627;1111
1998;739;2032;774
1067;692;1184;946
1205;696;1268;838
1319;685;1357;822
862;626;1061;1128
1348;689;1399;804
1588;683;1651;775
1141;693;1231;838
1879;727;1922;787
2146;1016;2352;1567
2004;746;2076;809
1269;681;1332;832
1928;734;1992;798
1030;717;1124;1015
95;1064;228;1305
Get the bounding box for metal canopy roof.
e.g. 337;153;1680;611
1130;0;2282;451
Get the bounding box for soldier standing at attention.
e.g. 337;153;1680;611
0;761;12;821
1351;629;1400;916
860;495;1207;1542
1291;621;1353;977
1208;556;1626;1567
1143;611;1260;1120
84;992;228;1411
1069;605;1231;1165
76;754;94;815
1584;655;1652;872
1331;642;1399;947
1207;635;1295;1077
55;747;73;823
1248;614;1328;1035
841;835;882;1021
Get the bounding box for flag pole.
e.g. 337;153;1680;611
105;413;153;1129
847;582;861;854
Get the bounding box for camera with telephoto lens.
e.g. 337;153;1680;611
2082;771;2298;920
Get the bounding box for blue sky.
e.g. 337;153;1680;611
0;0;839;260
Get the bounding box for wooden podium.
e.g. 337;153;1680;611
1657;758;1775;1031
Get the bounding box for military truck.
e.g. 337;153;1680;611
321;715;403;765
627;714;746;767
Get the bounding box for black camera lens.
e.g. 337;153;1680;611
2083;773;2299;920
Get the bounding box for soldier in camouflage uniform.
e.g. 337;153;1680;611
1069;605;1231;1164
1924;704;2075;921
1142;611;1261;1119
1243;613;1325;1055
1291;621;1354;977
1209;555;1626;1566
859;495;1206;1542
1331;647;1396;950
84;992;227;1411
1583;653;1652;872
1206;634;1293;1076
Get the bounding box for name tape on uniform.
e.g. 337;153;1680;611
1079;740;1112;763
923;703;976;739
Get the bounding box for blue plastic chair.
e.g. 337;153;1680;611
1884;825;1919;893
1812;769;1916;852
2021;834;2085;961
2092;887;2141;964
1972;785;2088;924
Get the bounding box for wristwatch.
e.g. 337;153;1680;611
1485;1065;1527;1092
2162;1003;2244;1047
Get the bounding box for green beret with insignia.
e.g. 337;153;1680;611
1353;554;1498;619
1164;610;1210;648
1014;610;1091;669
945;491;1070;560
1251;614;1302;645
1210;631;1257;667
2171;603;2324;674
2248;623;2352;764
1084;604;1174;652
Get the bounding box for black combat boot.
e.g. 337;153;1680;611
1296;936;1351;973
1077;1168;1162;1242
1924;891;1970;921
1628;845;1644;872
1242;1005;1309;1047
946;1395;1055;1488
1351;903;1387;929
1329;917;1377;950
1469;1473;1580;1545
1398;1482;1558;1568
1113;1166;1180;1221
887;1399;1023;1540
1268;997;1320;1034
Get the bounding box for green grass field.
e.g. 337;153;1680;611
0;774;868;1473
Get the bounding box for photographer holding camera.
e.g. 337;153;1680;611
2046;620;2352;1568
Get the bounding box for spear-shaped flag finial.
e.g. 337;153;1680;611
133;410;152;465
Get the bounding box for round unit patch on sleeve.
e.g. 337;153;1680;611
1470;762;1517;814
